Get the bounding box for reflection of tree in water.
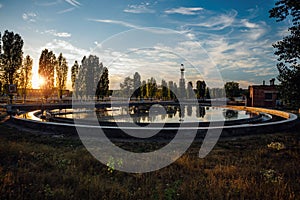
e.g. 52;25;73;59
178;105;185;121
166;106;176;118
196;106;206;118
223;109;238;119
199;106;206;118
187;105;192;117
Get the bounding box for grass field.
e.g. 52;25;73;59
0;113;299;199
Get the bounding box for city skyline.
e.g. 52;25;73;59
0;0;289;89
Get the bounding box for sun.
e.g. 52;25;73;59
32;75;45;89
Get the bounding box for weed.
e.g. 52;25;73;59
106;156;123;173
267;142;286;150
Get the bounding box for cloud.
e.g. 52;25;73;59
43;29;72;38
241;19;259;29
57;7;75;14
0;3;3;8
33;0;60;6
43;39;89;61
243;67;277;77
88;19;140;29
124;3;155;14
165;7;204;15
276;26;290;37
55;32;72;37
236;80;256;88
185;10;237;30
65;0;80;7
239;20;268;40
22;12;38;22
246;6;259;19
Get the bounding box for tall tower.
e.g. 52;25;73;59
180;63;185;79
179;64;186;99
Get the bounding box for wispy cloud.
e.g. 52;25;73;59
34;0;60;6
88;19;140;29
0;3;3;9
22;12;38;22
57;7;75;14
185;10;237;30
239;20;268;40
241;19;259;29
43;29;72;38
65;0;81;7
124;3;155;14
165;7;204;15
276;26;290;37
246;6;259;19
244;68;276;76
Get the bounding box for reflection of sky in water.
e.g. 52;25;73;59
61;106;256;123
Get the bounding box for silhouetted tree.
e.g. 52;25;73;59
269;0;300;106
39;49;56;100
71;61;79;90
56;53;68;100
96;67;109;100
161;79;168;100
168;81;175;100
0;30;23;103
196;80;206;100
187;81;195;99
205;87;211;100
120;76;133;97
133;72;141;99
19;55;32;102
147;77;157;100
77;55;103;99
141;80;147;98
224;81;240;100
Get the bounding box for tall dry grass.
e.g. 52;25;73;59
0;121;299;199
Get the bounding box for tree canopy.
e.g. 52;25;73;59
96;67;109;100
38;49;56;99
71;61;79;89
0;30;23;85
224;81;240;100
56;53;68;99
19;55;32;102
133;72;141;99
269;0;300;106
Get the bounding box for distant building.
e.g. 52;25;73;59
16;88;70;99
179;64;186;98
247;78;279;107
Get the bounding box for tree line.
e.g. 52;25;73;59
117;72;237;100
0;30;31;103
37;52;110;101
0;28;240;104
0;30;110;102
72;55;109;100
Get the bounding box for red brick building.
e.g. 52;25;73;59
247;79;279;107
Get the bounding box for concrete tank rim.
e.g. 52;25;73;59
12;106;298;131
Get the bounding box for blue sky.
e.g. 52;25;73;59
0;0;290;89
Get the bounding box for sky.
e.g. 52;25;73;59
0;0;291;89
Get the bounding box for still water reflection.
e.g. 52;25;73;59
63;105;256;123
